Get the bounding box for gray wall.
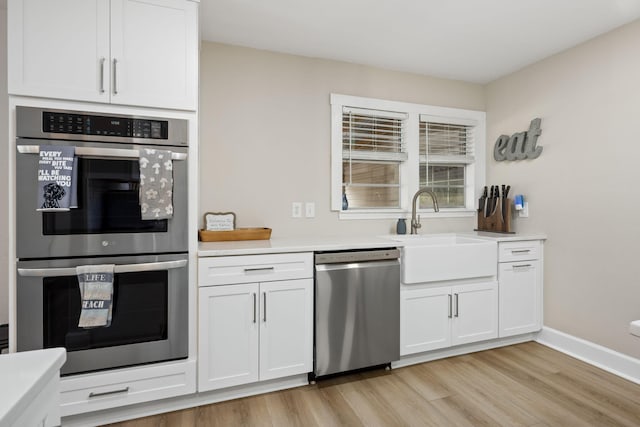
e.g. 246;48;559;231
199;42;485;237
486;19;640;358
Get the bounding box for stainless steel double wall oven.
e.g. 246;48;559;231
15;106;189;375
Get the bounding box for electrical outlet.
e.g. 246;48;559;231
292;202;302;218
518;201;529;218
305;202;315;218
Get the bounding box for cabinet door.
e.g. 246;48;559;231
499;260;541;337
451;282;498;346
8;0;110;102
259;279;313;381
110;0;198;110
198;284;259;391
400;287;451;355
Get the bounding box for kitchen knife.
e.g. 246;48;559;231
487;185;495;217
478;186;487;214
484;186;491;217
501;185;506;219
502;185;511;222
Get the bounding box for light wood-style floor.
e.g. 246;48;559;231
104;342;640;426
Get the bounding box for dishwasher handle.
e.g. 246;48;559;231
315;259;399;272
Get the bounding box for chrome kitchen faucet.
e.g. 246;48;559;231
411;188;440;234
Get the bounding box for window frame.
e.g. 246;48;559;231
331;93;486;220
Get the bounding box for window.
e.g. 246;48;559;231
331;94;485;219
342;108;407;209
419;117;476;209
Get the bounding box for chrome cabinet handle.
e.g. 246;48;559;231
263;292;267;322
112;58;118;95
511;249;531;254
89;387;129;398
448;294;452;318
513;264;532;270
18;260;187;278
253;293;257;323
454;293;459;317
99;57;106;94
244;267;275;273
17;145;187;161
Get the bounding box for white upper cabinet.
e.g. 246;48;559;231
110;0;198;110
8;0;198;110
8;0;111;103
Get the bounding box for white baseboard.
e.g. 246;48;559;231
536;326;640;385
392;333;537;369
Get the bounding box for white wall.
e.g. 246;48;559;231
0;5;8;326
486;19;640;358
199;42;485;237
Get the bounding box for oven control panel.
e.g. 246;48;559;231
43;112;169;139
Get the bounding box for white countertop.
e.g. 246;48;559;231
468;231;547;242
198;232;546;257
0;348;66;426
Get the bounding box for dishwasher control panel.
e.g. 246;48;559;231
314;248;400;265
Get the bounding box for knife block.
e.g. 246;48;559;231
476;198;513;233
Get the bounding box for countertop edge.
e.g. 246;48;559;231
197;233;547;257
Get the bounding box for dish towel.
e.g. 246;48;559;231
37;145;77;211
139;148;174;219
77;264;115;328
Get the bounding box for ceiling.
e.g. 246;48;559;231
200;0;640;84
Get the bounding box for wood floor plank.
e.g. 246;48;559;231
441;357;542;426
103;342;640;427
473;346;622;426
355;372;443;427
334;373;405;426
393;362;452;401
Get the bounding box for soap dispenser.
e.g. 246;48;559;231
396;218;407;234
342;187;349;210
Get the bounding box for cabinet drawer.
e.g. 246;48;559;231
199;253;313;286
499;241;541;262
60;360;195;416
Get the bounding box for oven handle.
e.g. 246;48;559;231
17;145;187;161
17;260;187;278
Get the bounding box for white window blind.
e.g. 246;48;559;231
419;115;476;164
343;107;408;161
342;107;407;209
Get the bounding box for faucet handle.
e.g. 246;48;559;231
416;214;422;229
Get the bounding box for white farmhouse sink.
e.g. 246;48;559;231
387;234;497;284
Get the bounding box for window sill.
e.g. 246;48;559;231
338;209;476;220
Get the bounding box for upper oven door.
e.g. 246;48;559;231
16;139;188;259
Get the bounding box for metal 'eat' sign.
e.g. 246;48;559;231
494;118;543;161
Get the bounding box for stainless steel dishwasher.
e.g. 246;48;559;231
313;248;400;378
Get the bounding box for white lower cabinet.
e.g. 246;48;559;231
198;253;313;392
259;280;313;381
60;360;196;417
498;240;543;337
401;281;498;356
198;284;259;390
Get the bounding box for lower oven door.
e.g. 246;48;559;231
17;253;188;376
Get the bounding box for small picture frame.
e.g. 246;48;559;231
204;212;236;231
